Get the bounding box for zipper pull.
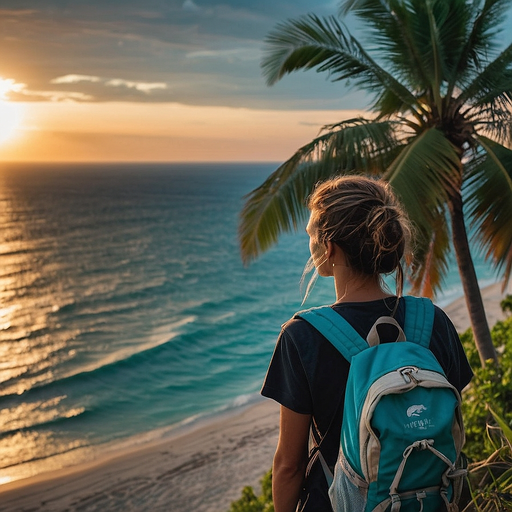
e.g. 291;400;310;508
399;366;418;383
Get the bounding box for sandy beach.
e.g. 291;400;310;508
443;280;512;334
0;399;280;512
0;282;510;512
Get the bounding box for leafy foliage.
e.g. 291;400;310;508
239;118;398;262
463;409;512;512
461;316;512;462
228;469;274;512
500;294;512;315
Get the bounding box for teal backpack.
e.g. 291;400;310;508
298;296;466;512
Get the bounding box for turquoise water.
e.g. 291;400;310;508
0;162;497;484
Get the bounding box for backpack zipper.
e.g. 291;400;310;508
399;366;419;383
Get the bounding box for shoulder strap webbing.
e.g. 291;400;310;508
298;297;435;357
296;306;368;363
403;296;435;348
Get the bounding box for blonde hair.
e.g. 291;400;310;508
306;175;412;297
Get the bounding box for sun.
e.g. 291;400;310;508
0;101;23;144
0;78;25;144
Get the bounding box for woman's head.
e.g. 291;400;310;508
307;175;412;295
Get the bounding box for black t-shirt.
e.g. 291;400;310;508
261;297;473;512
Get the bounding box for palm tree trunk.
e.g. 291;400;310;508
448;191;498;366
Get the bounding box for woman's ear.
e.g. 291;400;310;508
325;240;335;260
328;242;350;269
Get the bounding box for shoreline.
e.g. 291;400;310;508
0;398;280;512
442;280;511;333
0;281;510;512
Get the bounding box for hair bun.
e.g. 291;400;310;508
308;176;411;283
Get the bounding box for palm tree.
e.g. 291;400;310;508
239;0;512;366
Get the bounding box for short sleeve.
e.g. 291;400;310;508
261;327;313;414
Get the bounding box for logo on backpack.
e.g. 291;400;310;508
407;404;427;417
404;404;433;430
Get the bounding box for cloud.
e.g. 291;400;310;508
0;78;26;100
0;1;366;109
204;4;267;23
105;79;168;93
0;9;37;17
182;0;200;12
51;75;102;84
11;87;94;102
186;48;259;61
38;75;169;100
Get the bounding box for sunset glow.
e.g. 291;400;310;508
0;78;24;100
0;3;509;162
0;101;23;145
0;101;365;162
0;79;25;145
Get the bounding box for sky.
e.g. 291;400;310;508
0;0;509;162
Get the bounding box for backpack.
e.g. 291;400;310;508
297;296;466;512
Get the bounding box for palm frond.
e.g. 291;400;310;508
261;14;424;118
384;127;461;298
239;119;399;263
458;42;512;108
408;208;451;298
261;14;351;86
470;98;512;145
465;137;512;285
340;0;472;97
467;0;510;59
446;0;510;96
373;88;411;118
384;127;461;234
320;117;403;170
397;0;468;98
339;0;380;17
339;0;433;95
424;0;446;113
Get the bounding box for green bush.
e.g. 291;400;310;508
461;316;512;462
228;469;274;512
463;408;512;512
500;294;512;315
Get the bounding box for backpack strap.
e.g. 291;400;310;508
297;306;366;485
296;306;368;362
403;296;435;348
298;297;435;356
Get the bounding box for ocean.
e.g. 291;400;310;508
0;162;498;485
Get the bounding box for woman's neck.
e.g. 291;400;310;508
333;274;391;303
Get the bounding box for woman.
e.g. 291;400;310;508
261;176;473;512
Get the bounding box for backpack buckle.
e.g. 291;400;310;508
416;491;427;512
390;493;401;512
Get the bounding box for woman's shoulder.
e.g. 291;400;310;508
281;311;321;339
278;309;340;358
431;302;458;335
402;296;457;333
